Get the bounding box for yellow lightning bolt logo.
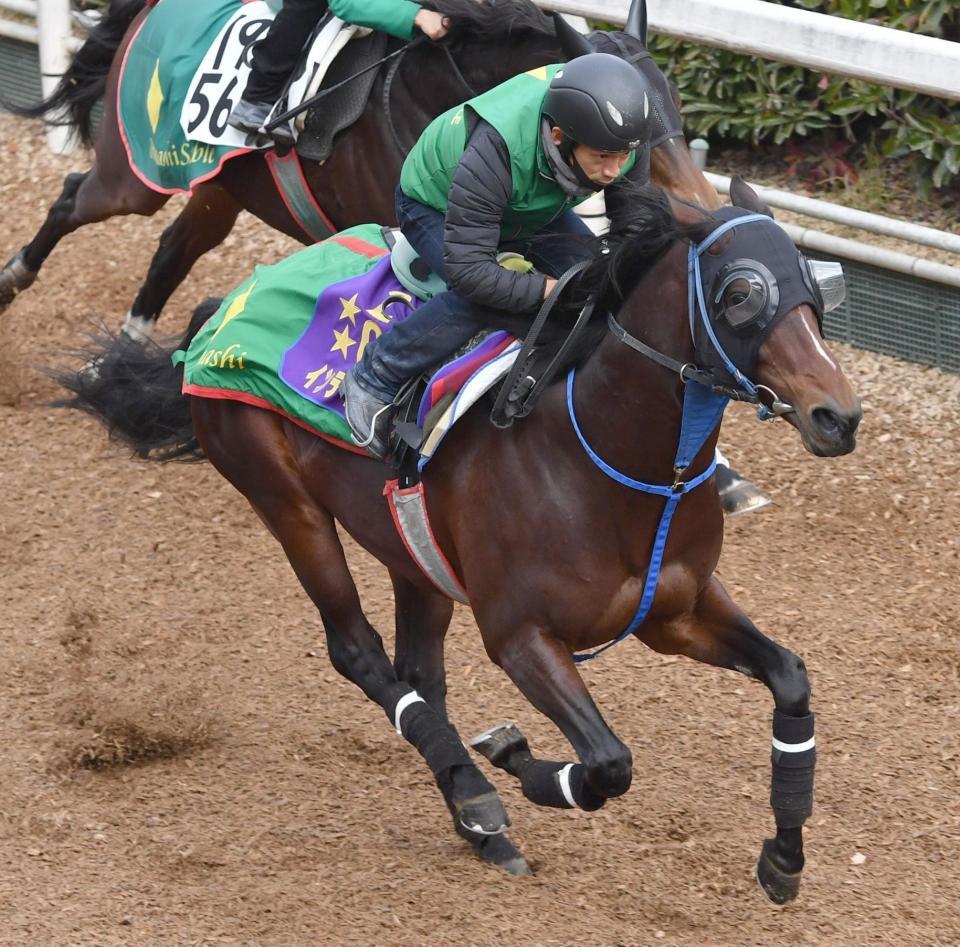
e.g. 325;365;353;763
210;280;256;340
147;59;164;134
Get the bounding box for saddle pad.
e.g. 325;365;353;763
416;337;521;467
119;0;361;192
178;225;422;449
119;0;267;193
178;224;523;461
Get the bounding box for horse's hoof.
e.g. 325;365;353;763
475;832;532;876
755;838;802;905
455;790;510;836
719;474;772;517
469;721;529;771
0;250;36;312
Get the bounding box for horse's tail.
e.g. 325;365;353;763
55;297;221;461
2;0;149;146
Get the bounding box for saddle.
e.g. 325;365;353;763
293;26;388;161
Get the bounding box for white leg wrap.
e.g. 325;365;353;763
121;312;156;343
394;691;427;735
557;762;577;808
772;736;816;753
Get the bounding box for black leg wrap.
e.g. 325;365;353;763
517;759;606;811
398;701;473;777
770;710;816;829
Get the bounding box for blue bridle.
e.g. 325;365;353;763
569;213;778;662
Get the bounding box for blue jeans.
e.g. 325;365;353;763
352;186;594;401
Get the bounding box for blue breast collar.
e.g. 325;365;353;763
568;369;727;662
566;215;779;662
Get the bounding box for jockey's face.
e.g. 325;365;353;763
550;126;631;188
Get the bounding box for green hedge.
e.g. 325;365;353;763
647;0;960;193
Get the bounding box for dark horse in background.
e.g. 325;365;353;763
0;0;766;513
0;0;716;333
60;179;861;901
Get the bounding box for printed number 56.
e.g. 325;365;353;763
186;72;239;136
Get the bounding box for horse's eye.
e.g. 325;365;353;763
724;277;752;308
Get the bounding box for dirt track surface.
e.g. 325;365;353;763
1;115;958;946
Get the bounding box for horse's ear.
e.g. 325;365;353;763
666;193;716;243
625;0;648;46
552;13;594;59
729;176;775;219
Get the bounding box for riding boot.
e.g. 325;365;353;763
228;0;328;140
341;372;394;461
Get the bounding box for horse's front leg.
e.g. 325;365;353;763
476;626;632;813
637;576;815;905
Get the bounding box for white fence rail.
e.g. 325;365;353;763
0;0;76;152
537;0;960;101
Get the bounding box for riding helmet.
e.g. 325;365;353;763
542;52;654;153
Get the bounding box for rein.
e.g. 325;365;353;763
383;40;478;156
267;37;428;133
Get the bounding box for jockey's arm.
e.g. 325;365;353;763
443;121;548;314
328;0;449;41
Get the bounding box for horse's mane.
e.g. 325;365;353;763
476;188;713;371
427;0;554;40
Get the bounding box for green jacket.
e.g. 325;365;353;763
329;0;421;41
400;65;637;240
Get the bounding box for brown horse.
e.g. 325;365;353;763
60;180;861;901
0;0;717;338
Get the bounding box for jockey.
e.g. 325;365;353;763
342;53;657;459
228;0;451;141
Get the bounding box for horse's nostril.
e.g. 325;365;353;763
812;407;842;439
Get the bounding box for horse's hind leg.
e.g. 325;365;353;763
124;185;242;341
391;574;529;875
636;576;814;905
195;401;511;850
0;163;168;313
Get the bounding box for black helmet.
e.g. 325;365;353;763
542;53;653;153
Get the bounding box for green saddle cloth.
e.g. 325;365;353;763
177;224;419;447
118;0;258;193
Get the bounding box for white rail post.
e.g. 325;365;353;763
35;0;74;153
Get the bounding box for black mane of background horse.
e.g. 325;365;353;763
57;180;862;902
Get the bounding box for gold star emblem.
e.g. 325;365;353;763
338;293;361;325
526;67;549;81
330;325;357;358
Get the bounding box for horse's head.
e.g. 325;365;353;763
676;181;862;457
